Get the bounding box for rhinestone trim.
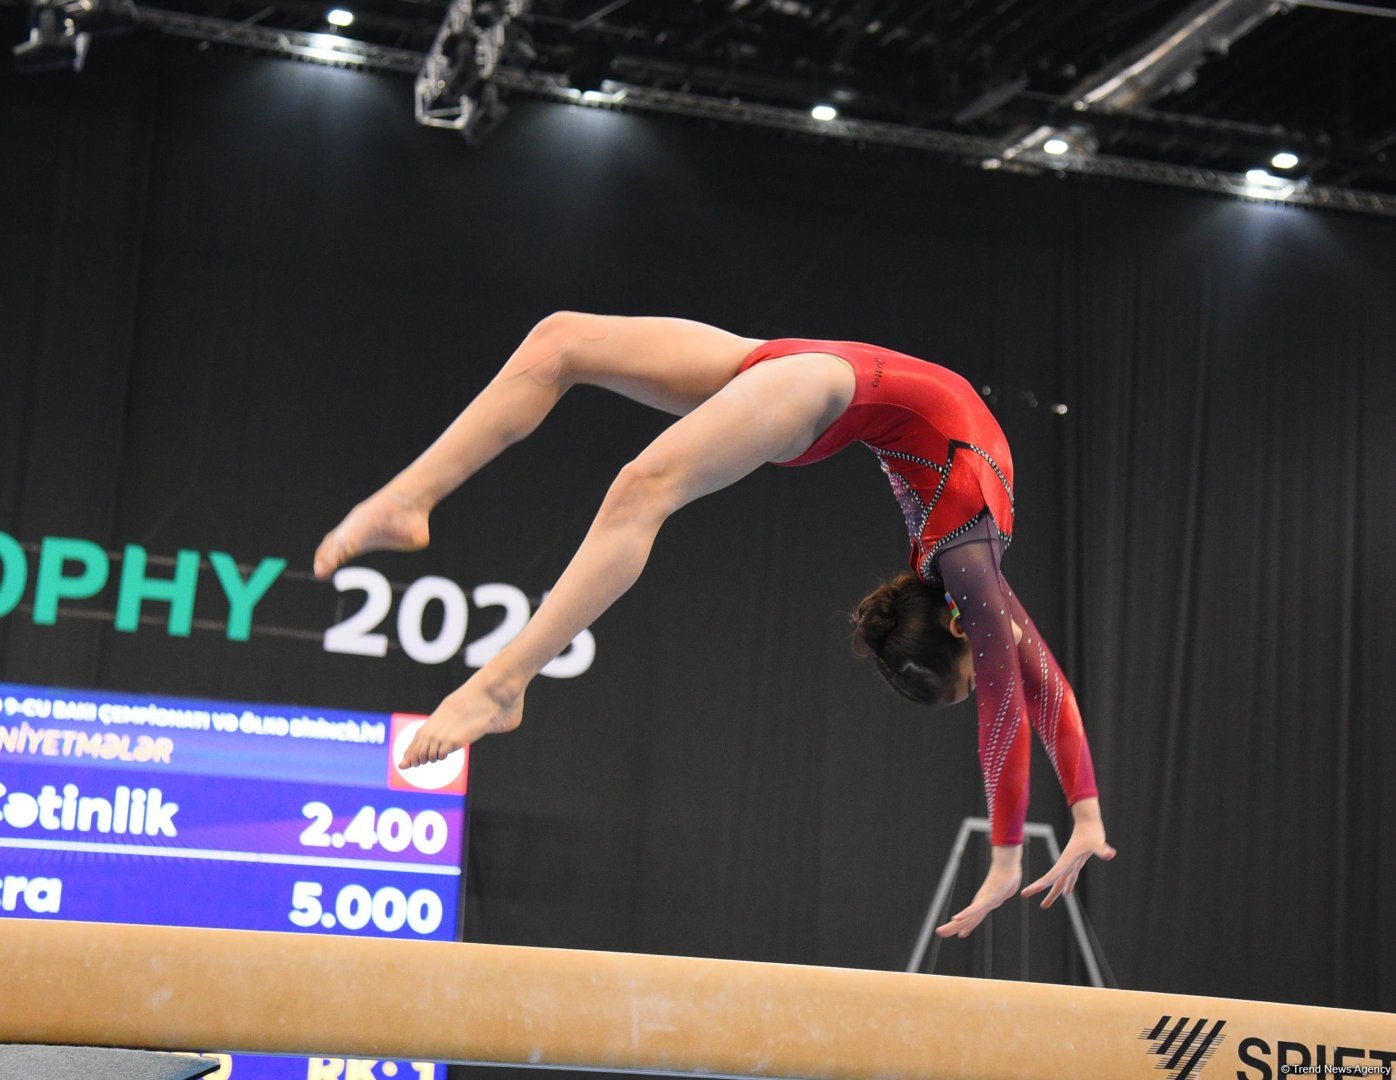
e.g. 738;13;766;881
956;441;1015;509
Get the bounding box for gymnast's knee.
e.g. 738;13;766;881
600;457;680;527
503;311;608;388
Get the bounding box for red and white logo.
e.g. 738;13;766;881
386;713;469;795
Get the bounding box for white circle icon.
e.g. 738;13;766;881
392;719;466;790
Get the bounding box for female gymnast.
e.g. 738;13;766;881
314;312;1115;939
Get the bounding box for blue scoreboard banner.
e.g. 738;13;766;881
0;681;468;1080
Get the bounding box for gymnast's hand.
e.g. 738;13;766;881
935;845;1023;939
398;670;525;769
1020;798;1116;909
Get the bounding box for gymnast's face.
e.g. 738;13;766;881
941;612;1025;706
945;617;976;705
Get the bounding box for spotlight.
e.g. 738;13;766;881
1242;168;1298;202
293;32;371;65
1270;150;1299;171
326;7;353;26
577;83;627;106
1023;128;1097;164
810;104;838;122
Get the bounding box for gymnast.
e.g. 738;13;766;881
314;313;1115;938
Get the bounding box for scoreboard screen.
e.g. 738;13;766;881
0;681;469;1080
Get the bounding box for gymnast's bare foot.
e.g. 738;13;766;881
399;673;525;768
313;488;431;579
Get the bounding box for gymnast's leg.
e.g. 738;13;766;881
398;352;856;766
312;312;762;579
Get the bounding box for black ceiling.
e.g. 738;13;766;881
9;0;1396;202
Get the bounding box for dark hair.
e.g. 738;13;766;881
851;571;968;705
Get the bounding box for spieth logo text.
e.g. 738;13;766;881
1140;1014;1396;1079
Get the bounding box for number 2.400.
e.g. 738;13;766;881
300;802;448;856
324;571;594;677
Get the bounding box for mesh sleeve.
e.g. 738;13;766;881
937;539;1032;846
937;538;1099;845
1005;587;1099;809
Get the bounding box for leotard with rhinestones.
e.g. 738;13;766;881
737;339;1097;845
736;338;1014;577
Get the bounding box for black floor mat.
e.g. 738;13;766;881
0;1046;220;1080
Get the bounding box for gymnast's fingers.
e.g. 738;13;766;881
1042;867;1077;908
954;906;991;938
1022;863;1063;898
935;915;977;938
935;902;986;938
1030;855;1076;906
1050;843;1116;901
1042;853;1099;908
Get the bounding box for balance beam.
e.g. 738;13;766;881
3;919;1394;1079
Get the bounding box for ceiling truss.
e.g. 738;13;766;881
7;0;1396;217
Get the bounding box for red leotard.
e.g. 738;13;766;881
738;338;1097;846
737;338;1015;576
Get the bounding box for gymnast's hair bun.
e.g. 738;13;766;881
851;580;902;657
849;571;963;708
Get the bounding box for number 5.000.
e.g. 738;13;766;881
289;881;444;935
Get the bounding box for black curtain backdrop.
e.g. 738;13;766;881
2;21;1393;1030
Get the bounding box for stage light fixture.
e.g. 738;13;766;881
810;104;838;122
13;5;89;72
576;83;627;106
1000;127;1098;168
1271;150;1299;170
291;32;372;65
12;0;134;73
416;0;529;144
327;8;353;26
1242;168;1299;202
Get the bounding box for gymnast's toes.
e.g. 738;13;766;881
314;490;430;579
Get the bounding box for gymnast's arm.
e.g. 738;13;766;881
933;537;1033;938
1006;588;1116;906
932;538;1115;935
1009;589;1098;812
